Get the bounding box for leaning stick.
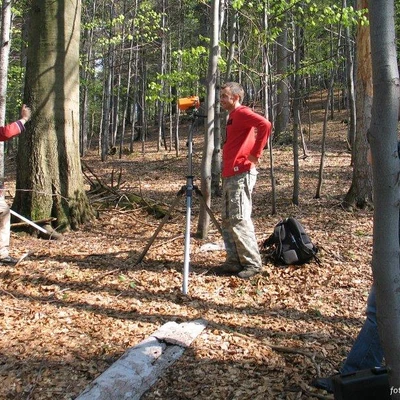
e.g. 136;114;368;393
10;209;49;234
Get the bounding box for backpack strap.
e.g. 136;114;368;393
263;232;276;248
286;217;321;265
274;223;285;261
263;220;283;247
262;221;285;262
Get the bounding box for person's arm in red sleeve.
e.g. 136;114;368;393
0;104;31;141
248;111;272;163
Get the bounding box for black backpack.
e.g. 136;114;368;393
263;217;319;265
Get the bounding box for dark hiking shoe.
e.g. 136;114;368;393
219;263;243;273
238;267;261;279
211;264;243;276
311;376;334;394
0;256;19;265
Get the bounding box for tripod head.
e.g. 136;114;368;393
178;96;207;123
178;96;200;111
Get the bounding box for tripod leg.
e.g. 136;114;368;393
194;187;223;236
134;193;182;265
182;186;193;295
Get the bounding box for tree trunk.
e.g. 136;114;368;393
130;40;140;153
292;19;301;206
368;0;400;394
315;85;331;198
101;66;112;160
80;0;96;157
197;0;219;239
119;23;135;158
0;0;12;181
343;0;373;209
108;5;117;149
224;5;237;81
14;0;93;230
274;16;289;138
317;10;344;199
262;2;276;214
157;0;167;152
211;1;225;196
343;0;356;153
140;54;148;154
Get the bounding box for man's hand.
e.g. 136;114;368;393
248;154;259;164
20;104;31;123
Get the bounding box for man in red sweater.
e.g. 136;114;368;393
214;82;271;279
0;104;31;265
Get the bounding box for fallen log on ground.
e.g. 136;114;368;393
76;319;208;400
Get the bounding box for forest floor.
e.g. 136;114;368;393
0;105;375;400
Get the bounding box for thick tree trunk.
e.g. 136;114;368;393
14;0;93;230
343;0;373;208
369;0;400;394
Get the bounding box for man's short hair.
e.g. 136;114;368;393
221;82;245;103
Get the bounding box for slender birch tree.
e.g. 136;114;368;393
0;0;12;181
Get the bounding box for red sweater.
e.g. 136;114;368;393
222;105;271;177
0;120;25;142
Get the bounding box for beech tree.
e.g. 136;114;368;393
368;0;400;393
13;0;93;230
344;0;373;209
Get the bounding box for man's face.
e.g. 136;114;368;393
220;87;238;112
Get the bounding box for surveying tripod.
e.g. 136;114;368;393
135;111;222;294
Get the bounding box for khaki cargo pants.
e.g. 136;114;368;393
221;169;262;270
0;196;10;258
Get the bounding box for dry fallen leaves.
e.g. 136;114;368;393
1;108;373;400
